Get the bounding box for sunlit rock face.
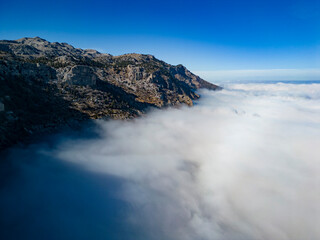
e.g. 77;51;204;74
58;65;97;86
0;37;220;150
0;37;219;107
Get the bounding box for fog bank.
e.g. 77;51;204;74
1;83;319;240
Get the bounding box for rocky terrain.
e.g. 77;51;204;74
0;37;220;151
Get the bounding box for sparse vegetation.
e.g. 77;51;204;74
0;37;219;150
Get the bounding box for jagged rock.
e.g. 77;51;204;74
57;65;97;86
0;37;220;150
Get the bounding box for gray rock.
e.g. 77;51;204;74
58;65;97;86
0;37;221;151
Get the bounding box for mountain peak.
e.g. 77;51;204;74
0;37;220;150
16;36;48;43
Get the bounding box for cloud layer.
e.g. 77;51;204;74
1;83;320;240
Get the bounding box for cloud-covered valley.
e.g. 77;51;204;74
1;83;319;240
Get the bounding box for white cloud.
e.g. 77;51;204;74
1;83;320;240
57;83;320;240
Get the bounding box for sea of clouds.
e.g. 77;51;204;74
0;83;319;240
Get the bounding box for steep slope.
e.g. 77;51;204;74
0;37;220;150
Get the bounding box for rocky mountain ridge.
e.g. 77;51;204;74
0;37;220;150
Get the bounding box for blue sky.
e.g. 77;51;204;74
0;0;319;80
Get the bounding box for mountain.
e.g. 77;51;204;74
0;37;220;150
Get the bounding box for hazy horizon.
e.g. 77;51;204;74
2;36;319;82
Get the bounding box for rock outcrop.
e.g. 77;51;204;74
0;37;220;150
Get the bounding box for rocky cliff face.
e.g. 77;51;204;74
0;37;220;150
